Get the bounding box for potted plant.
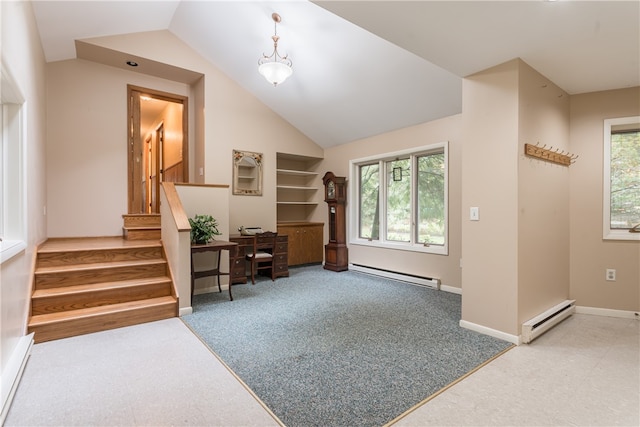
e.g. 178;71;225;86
189;214;221;244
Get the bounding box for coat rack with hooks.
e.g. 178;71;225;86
524;143;578;166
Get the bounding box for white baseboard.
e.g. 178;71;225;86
576;306;639;320
1;333;34;424
459;319;521;345
350;264;441;290
185;284;232;316
441;284;462;295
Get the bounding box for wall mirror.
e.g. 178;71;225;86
233;149;263;196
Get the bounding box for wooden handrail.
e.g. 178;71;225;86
161;182;190;232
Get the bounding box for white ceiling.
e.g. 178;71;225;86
31;1;640;148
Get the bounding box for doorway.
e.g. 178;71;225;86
128;85;189;214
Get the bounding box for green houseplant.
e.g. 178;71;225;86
189;214;221;244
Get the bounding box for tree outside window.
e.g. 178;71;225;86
610;130;640;230
354;143;448;254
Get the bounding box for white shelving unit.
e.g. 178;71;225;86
276;154;322;222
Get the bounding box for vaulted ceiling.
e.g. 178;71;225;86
31;1;640;148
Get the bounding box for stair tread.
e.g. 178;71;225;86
35;258;166;274
32;276;172;298
122;226;161;230
29;296;176;326
38;237;161;253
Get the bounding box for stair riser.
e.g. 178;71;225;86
29;302;176;343
31;281;172;315
37;247;163;268
35;263;167;290
123;215;161;228
124;229;161;240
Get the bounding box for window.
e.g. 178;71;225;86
1;62;27;263
603;117;640;241
351;142;448;255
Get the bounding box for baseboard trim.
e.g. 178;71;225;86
1;333;34;424
576;306;639;320
459;320;521;345
350;264;441;290
440;284;462;295
179;307;193;316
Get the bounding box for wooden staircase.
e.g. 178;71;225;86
122;213;161;240
28;236;178;343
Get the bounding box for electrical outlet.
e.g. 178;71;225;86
606;269;616;281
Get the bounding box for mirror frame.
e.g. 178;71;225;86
232;149;263;196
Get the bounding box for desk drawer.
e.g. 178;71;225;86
275;237;288;254
230;257;247;284
274;262;289;277
274;253;287;266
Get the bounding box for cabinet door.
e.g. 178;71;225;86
299;225;323;264
278;224;323;266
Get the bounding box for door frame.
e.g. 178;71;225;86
127;85;189;214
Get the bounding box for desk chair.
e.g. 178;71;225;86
245;231;278;284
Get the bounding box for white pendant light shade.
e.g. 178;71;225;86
258;13;292;86
258;61;293;86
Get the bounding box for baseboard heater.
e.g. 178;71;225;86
350;264;441;290
522;299;576;344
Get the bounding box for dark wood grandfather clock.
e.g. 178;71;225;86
323;172;348;272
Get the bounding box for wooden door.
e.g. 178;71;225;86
127;85;189;214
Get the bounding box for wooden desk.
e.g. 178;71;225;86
191;240;238;301
228;235;254;285
229;234;289;284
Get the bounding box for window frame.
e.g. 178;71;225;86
602;116;640;241
349;142;449;255
1;61;27;264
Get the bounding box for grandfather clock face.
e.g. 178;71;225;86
327;180;335;200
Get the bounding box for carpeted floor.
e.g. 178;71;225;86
183;265;512;427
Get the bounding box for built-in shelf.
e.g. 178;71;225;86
276;153;323;222
277;201;319;205
277;185;319;190
276;168;318;177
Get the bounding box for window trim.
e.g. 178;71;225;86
349;142;449;255
603;116;640;241
1;61;27;264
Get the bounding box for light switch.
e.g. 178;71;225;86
470;207;479;221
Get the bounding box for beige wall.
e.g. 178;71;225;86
145;102;183;170
461;59;574;338
77;31;324;235
517;61;571;326
46;59;190;237
0;0;47;403
569;87;640;311
322;114;463;288
461;60;521;335
176;184;231;305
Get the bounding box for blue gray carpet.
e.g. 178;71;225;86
183;265;512;427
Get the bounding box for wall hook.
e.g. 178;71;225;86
524;143;577;167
